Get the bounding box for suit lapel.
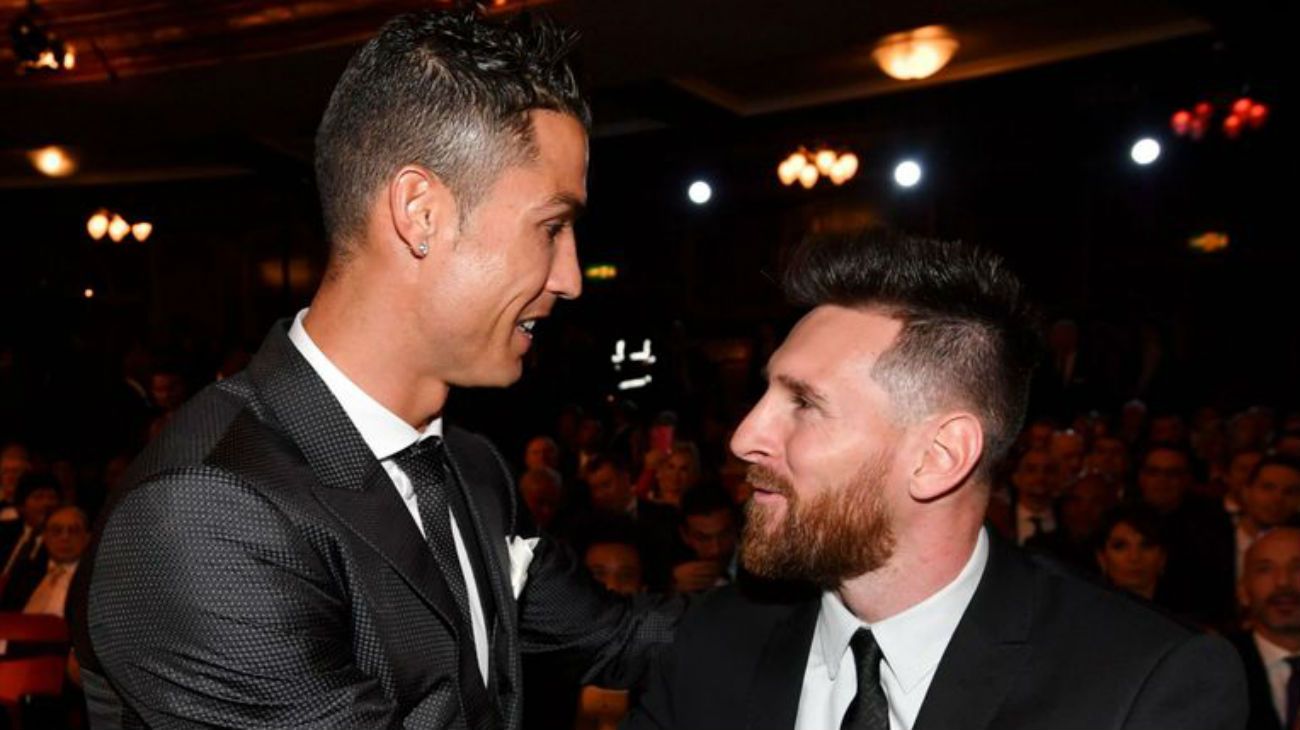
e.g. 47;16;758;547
744;599;820;730
912;536;1033;730
246;321;460;633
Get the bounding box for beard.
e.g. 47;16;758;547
740;457;896;589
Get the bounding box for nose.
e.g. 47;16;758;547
731;395;775;465
548;235;582;300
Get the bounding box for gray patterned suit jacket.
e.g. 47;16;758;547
70;321;678;728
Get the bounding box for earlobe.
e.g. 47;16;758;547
392;167;442;259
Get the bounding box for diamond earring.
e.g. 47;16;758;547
415;241;429;257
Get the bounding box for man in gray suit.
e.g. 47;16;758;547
72;10;677;729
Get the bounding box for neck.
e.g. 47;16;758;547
1258;626;1300;654
305;268;449;429
837;515;981;624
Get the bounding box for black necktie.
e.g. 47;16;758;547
841;628;889;730
1285;656;1300;729
393;437;497;730
395;437;472;622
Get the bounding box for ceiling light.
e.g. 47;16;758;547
9;2;76;74
688;180;713;205
893;160;922;188
28;145;76;177
872;25;958;81
1130;138;1160;166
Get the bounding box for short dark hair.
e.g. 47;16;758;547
314;9;590;254
16;472;59;506
781;228;1041;469
583;452;630;478
1249;454;1300;484
1097;504;1167;550
681;486;735;522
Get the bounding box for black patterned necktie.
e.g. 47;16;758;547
841;628;889;730
393;437;498;730
393;437;471;624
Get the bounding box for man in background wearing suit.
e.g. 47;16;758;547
72;9;678;729
1232;527;1300;730
626;229;1247;730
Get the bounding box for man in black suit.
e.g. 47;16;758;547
71;10;678;729
1231;527;1300;730
626;229;1247;730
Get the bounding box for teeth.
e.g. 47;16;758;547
519;320;536;334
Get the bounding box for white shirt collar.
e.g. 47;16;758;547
816;528;990;692
287;308;441;462
1255;631;1296;669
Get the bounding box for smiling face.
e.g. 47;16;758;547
730;306;912;586
419;110;587;387
1241;528;1300;648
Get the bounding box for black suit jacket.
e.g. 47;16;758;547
71;321;679;729
1229;631;1285;730
626;534;1248;730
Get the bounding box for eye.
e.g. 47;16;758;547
790;393;814;411
544;220;568;242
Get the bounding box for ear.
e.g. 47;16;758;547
388;166;454;257
908;412;984;502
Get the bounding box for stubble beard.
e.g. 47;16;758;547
740;457;897;590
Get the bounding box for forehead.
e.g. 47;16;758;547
1248;532;1300;563
587;543;639;564
769;305;901;394
1145;450;1187;468
1256;464;1300;485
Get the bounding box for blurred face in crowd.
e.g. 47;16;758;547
1049;430;1085;482
21;486;60;529
657;450;699;504
1148;415;1185;447
681;508;738;565
1011;449;1056;503
1060;475;1116;538
587;463;634;514
1097;521;1165;599
576;417;603;450
519;468;562;530
150;372;188;412
524;436;559;470
1276;435;1300;461
0;444;30;501
1225;451;1263;501
1025;422;1054;451
731;306;912;587
1137;448;1192;513
1087;437;1128;480
1241;464;1300;531
1240;528;1300;649
43;506;89;563
585;542;643;595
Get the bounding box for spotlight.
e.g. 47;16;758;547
688;180;712;205
893;160;922;188
131;222;153;242
108;214;130;243
86;210;109;239
83;288;95;299
28;146;76;177
1130;138;1160;166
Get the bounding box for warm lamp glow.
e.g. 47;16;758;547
814;149;838;175
83;288;95;299
830;153;859;185
86;210;109;240
1189;231;1229;253
28;146;76;177
132;222;153;242
872;25;959;81
108;214;130;243
798;164;819;189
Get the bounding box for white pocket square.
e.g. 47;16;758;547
506;536;539;599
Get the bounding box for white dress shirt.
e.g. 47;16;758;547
288;309;490;683
1014;503;1055;545
795;529;990;730
1254;631;1297;725
23;559;79;617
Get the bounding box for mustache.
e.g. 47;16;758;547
746;465;793;498
1267;590;1300;606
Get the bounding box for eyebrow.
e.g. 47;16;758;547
541;192;586;220
771;372;829;408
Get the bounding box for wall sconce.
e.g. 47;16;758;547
778;147;859;188
872;25;958;81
